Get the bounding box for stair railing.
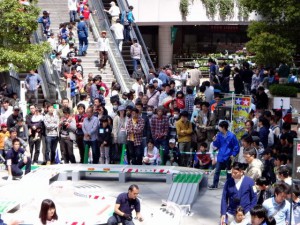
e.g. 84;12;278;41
116;0;155;78
90;0;131;92
31;24;64;102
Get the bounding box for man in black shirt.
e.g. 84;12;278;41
6;106;22;129
107;184;143;225
6;138;31;181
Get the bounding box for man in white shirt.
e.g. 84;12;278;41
104;1;120;25
57;39;70;59
131;77;144;101
47;33;57;52
68;0;78;23
0;99;13;125
52;52;63;73
97;31;110;69
110;19;124;52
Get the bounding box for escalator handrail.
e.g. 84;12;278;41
117;0;155;73
91;0;130;92
32;24;63;101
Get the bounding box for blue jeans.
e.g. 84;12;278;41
132;58;140;71
124;25;131;42
45;136;58;163
212;159;232;187
83;140;99;164
69;10;77;23
79;37;88;55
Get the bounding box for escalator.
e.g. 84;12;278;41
90;0;132;92
101;0;155;77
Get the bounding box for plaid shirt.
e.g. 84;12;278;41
126;117;145;146
185;94;194;115
150;115;169;140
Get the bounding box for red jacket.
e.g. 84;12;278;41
196;152;211;165
75;113;87;129
97;82;109;97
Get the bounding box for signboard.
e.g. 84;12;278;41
171;26;178;44
232;96;251;139
293;139;300;181
273;97;290;110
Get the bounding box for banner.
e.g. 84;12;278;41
232;96;251;139
171;26;178;45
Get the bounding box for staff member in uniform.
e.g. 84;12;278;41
107;184;143;225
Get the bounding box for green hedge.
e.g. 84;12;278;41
269;84;298;97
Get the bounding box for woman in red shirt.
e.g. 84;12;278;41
175;91;185;111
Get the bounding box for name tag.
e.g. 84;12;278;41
99;128;104;134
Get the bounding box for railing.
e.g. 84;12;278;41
90;0;131;92
116;0;155;76
31;24;65;101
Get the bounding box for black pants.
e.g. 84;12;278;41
60;138;76;163
107;214;134;225
11;157;31;176
76;135;84;163
29;136;41;163
127;141;143;165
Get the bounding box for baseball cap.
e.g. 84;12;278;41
1;124;7;128
101;30;107;34
13;106;20;110
99;87;105;92
169;138;176;144
118;105;126;111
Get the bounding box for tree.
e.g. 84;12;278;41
0;0;50;72
240;0;300;65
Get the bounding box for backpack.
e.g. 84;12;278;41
268;128;274;147
121;11;130;25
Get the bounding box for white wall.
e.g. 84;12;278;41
127;0;259;25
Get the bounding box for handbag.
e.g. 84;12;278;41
117;117;127;144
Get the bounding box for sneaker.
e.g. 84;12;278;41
46;161;51;165
207;185;218;190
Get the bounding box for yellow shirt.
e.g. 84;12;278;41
129;118;138;141
176;118;193;143
0;131;10;149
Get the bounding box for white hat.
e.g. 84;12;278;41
169;139;176;144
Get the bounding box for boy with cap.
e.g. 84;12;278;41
97;30;109;70
164;139;180;166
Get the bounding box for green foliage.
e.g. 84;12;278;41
236;0;250;19
246;32;295;66
0;0;50;72
179;0;190;19
269;84;298;97
218;0;234;20
201;0;218;19
240;0;300;56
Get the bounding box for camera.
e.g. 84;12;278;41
233;197;240;204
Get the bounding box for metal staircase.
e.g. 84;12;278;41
102;0;155;78
113;0;155;77
90;0;133;92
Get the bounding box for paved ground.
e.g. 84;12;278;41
0;162;224;225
